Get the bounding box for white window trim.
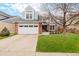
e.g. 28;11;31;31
25;10;34;20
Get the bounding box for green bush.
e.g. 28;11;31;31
0;27;10;36
10;32;17;36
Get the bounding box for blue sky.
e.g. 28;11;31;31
0;3;22;17
0;3;40;18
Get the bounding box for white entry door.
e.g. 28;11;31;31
18;24;38;34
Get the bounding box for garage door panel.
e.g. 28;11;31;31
18;24;38;34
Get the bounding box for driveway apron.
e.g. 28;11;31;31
0;35;38;56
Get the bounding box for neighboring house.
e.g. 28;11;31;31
0;5;79;34
67;16;79;30
0;16;21;33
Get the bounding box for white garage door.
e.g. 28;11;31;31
18;24;38;34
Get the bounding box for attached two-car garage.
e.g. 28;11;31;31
18;24;38;34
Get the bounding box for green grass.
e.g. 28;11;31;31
10;32;17;36
0;36;8;40
36;33;79;53
0;33;16;40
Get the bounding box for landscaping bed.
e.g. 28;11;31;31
36;33;79;53
0;27;16;40
0;33;16;40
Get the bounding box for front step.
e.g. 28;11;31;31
41;32;49;35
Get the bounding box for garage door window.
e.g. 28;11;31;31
29;25;33;27
19;25;23;27
24;25;28;27
34;25;38;27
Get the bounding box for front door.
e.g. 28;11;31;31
42;25;48;32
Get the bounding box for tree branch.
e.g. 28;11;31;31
66;13;79;22
47;8;62;25
66;19;75;27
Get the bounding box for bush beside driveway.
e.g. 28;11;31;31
0;27;16;40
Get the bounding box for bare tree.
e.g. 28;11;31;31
40;3;79;32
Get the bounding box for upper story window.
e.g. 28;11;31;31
26;11;33;20
30;14;32;19
42;17;46;22
26;14;29;19
26;13;32;19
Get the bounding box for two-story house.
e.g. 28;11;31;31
0;5;61;34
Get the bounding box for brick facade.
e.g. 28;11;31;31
38;22;42;34
15;22;18;34
0;22;15;33
38;15;42;34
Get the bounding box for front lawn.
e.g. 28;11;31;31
36;33;79;53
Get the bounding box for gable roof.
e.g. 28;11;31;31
0;11;22;24
0;11;11;20
0;16;22;24
0;11;10;17
25;5;34;11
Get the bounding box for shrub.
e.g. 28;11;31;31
0;27;10;36
66;28;79;34
10;32;17;36
58;27;64;33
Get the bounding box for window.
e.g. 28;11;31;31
26;14;29;19
26;11;32;20
42;17;46;22
19;25;23;27
50;26;52;30
29;25;33;27
52;25;54;30
24;25;28;27
34;25;38;27
30;14;32;19
50;25;55;30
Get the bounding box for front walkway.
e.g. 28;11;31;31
0;35;38;56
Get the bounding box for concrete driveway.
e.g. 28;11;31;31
0;35;38;56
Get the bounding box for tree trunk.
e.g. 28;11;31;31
62;4;66;33
61;3;67;33
62;26;66;33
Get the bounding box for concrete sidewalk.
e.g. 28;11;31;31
36;52;79;56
